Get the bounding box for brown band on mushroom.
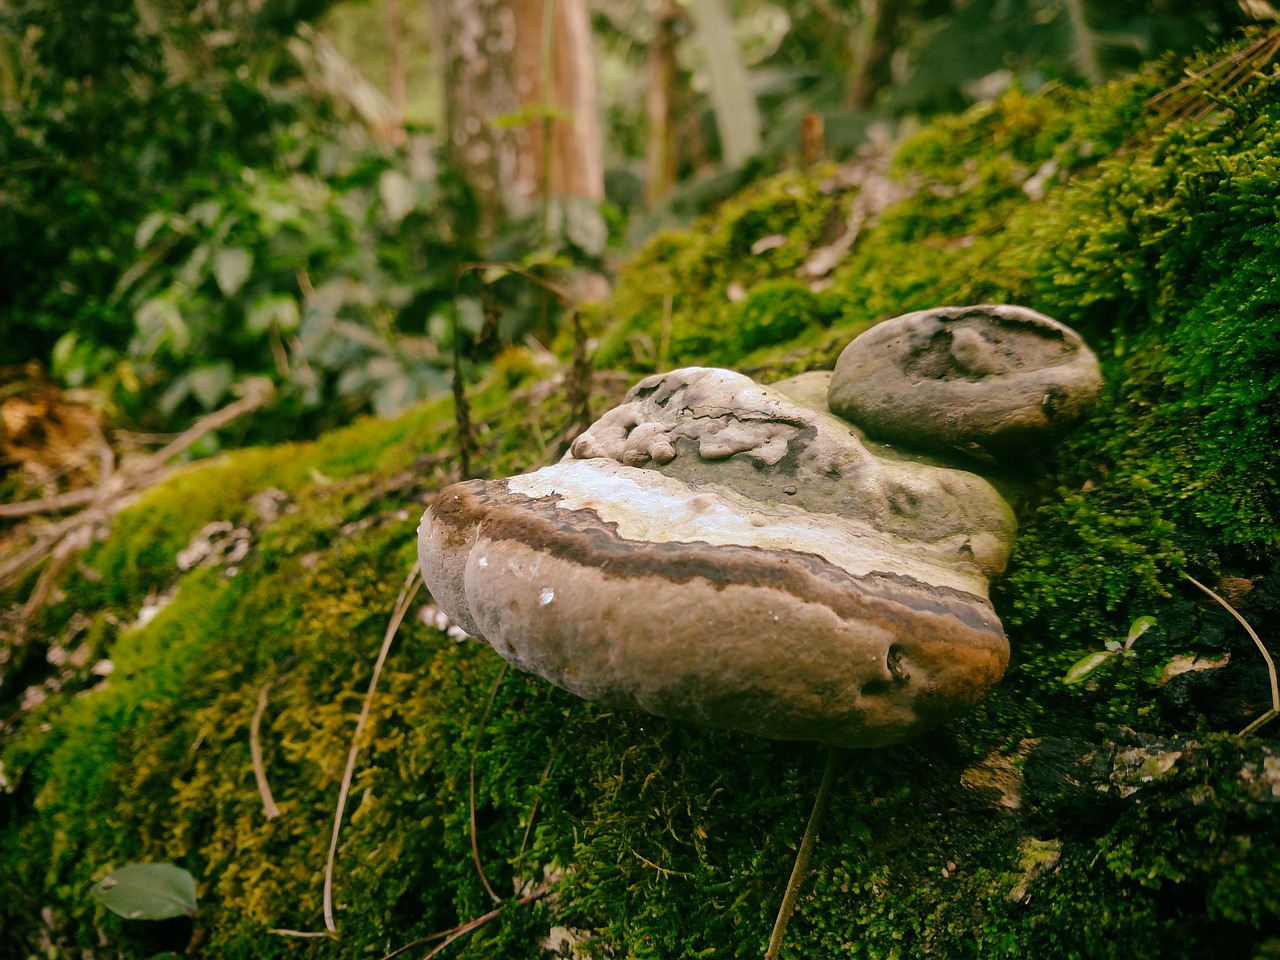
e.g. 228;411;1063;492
420;470;1009;748
429;477;1005;635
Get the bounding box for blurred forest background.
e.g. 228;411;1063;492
0;0;1266;479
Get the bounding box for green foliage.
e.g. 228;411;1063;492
1063;616;1157;684
0;0;488;445
96;139;476;438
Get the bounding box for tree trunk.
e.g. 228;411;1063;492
846;0;901;110
439;0;602;235
387;0;406;124
645;0;680;205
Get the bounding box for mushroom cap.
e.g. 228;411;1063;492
568;367;1016;581
827;304;1102;460
420;461;1009;748
420;365;1019;749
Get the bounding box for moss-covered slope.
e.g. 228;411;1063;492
2;36;1279;960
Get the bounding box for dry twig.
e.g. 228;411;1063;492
1185;575;1278;737
250;682;282;821
373;884;551;960
765;748;841;960
469;661;509;905
1;387;271;603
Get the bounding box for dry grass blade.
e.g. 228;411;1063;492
267;928;336;938
250;682;282;821
1146;27;1280;127
418;884;550;960
323;565;423;935
374;884;551;960
469;661;509;905
0;485;101;520
1185;575;1278;737
764;748;841;960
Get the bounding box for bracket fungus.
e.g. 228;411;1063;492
419;305;1101;748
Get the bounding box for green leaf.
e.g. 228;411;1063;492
213;246;254;296
178;243;211;287
374;374;413;418
135;211;169;250
1126;616;1157;646
454;297;485;336
187;362;234;409
51;331;79;373
158;371;191;417
562;197;608;257
134;296;189;357
247;294;301;334
688;0;762;167
379;169;415;223
1063;650;1115;685
90;863;197;920
189;200;222;227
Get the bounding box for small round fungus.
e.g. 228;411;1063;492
419;306;1101;747
828;304;1102;460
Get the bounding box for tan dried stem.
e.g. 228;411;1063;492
469;661;509;905
250;682;281;821
1185;575;1278;737
1146;28;1280;127
372;883;551;960
765;747;841;960
323;565;423;935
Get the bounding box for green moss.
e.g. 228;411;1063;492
596;170;845;370
733;280;828;352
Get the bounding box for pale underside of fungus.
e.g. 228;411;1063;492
419;305;1101;748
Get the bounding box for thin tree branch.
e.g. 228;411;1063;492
133;385;272;476
419;885;550;960
0;485;101;520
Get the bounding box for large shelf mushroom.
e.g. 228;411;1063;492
419;305;1101;748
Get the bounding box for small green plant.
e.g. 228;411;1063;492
91;862;198;921
90;862;198;959
1063;615;1157;685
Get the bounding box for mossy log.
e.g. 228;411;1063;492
2;35;1279;960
